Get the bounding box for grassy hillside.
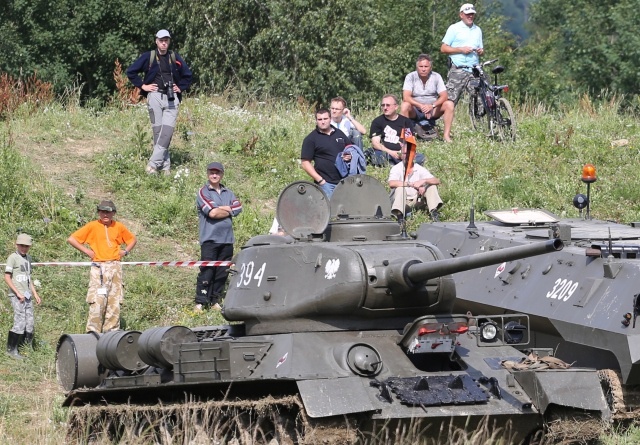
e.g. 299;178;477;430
1;93;640;443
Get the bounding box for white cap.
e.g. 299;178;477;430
460;3;476;14
156;29;171;39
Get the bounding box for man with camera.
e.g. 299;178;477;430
127;29;192;175
441;4;484;106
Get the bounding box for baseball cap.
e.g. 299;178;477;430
156;29;171;39
460;3;476;13
97;200;117;212
16;234;32;246
207;162;224;172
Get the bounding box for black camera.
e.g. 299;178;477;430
165;81;175;101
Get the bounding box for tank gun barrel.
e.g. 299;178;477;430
404;239;563;286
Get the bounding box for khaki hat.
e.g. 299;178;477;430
16;234;32;246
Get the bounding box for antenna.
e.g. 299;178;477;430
466;194;478;234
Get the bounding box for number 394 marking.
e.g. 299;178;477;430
236;261;266;288
546;278;579;302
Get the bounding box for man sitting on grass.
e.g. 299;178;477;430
400;54;454;143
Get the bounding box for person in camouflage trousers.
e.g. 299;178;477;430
68;200;136;333
4;233;41;358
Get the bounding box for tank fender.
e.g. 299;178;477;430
297;377;378;418
514;370;611;420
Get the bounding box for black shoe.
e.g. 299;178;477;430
392;210;404;225
413;124;429;140
430;210;441;222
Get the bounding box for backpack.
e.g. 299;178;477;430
148;50;177;71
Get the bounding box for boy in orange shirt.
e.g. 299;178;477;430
68;200;136;333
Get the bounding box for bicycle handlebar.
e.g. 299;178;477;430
456;58;499;71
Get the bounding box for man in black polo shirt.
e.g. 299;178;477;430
369;94;425;166
301;108;351;198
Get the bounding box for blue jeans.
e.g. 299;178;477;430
320;182;337;198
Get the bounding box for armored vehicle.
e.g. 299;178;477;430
57;175;610;444
417;169;640;415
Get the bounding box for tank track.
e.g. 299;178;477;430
66;395;361;445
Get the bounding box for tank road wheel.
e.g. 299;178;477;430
599;369;626;415
496;97;516;142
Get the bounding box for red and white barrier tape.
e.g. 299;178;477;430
24;260;234;267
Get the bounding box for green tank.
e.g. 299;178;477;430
56;175;610;444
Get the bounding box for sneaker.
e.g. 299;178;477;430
430;209;441;222
212;303;222;311
146;166;158;174
194;304;203;312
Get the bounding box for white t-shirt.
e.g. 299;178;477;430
388;162;434;183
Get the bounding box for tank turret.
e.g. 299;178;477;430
224;225;562;334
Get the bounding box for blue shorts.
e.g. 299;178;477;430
413;107;438;127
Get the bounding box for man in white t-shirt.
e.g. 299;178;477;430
388;147;444;222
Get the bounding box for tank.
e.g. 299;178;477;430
57;175;610;444
416;171;640;417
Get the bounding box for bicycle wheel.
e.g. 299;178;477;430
496;97;516;142
468;93;487;132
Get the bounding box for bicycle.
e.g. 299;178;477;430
464;59;516;142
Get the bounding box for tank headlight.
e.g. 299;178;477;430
480;322;498;342
504;321;526;344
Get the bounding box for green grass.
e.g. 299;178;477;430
1;93;640;443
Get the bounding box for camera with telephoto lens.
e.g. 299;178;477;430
165;81;175;101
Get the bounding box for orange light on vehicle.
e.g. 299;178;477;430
418;326;438;336
581;164;597;183
450;325;469;334
503;86;509;93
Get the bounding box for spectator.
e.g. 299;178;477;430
126;29;193;175
400;54;454;143
329;96;367;150
4;234;41;358
301;108;351;198
369;94;425;166
388;145;444;222
68;201;137;334
195;162;242;311
441;4;484;105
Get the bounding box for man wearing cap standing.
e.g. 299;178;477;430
68;201;137;333
195;162;242;311
126;29;192;175
441;4;484;105
4;234;41;358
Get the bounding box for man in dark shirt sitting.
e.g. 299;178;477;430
369;94;425;166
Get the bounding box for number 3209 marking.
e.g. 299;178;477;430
546;278;579;302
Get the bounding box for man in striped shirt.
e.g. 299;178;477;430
195;162;242;311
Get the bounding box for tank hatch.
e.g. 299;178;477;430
277;181;330;240
330;174;392;220
485;208;559;226
327;174;400;242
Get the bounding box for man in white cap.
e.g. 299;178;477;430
441;4;484;105
126;29;192;175
4;234;41;358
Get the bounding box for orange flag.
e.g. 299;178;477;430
401;127;417;182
